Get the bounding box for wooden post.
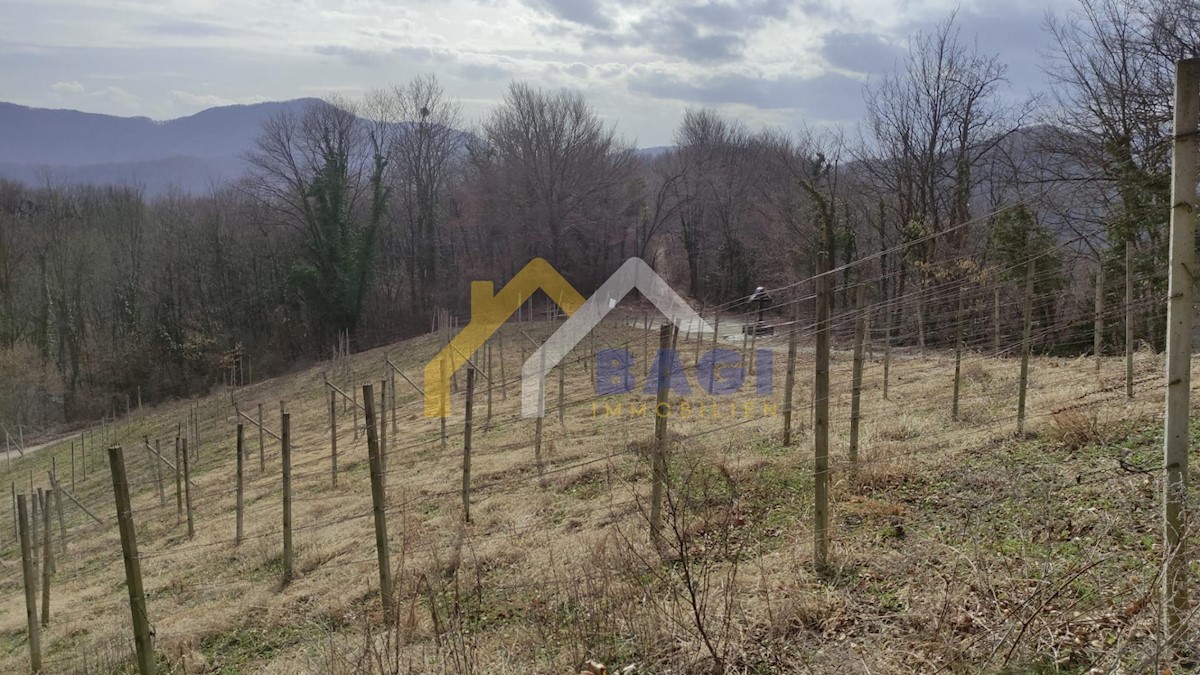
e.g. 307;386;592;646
1094;259;1104;371
281;412;293;584
849;285;867;474
462;367;475;523
153;439;164;507
1125;239;1135;399
883;281;893;400
71;442;75;491
993;287;1001;354
1017;257;1035;436
31;483;39;565
643;315;650;379
258;403;265;472
952;286;964;421
439;359;448;451
51;473;65;556
363;383;394;622
107;446;156;675
40;489;52;626
236;423;244;546
17;495;40;673
498;329;507;400
174;436;182;522
1163;57;1200;644
379;381;388;480
329;390;338;487
813;252;831;573
486;339;494;428
782;308;799;446
650;324;672;546
10;482;16;543
182;438;194;538
558;362;566;428
352;387;359;441
535;344;545;478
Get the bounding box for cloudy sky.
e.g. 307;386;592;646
1;0;1071;146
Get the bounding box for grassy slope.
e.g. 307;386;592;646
0;316;1187;674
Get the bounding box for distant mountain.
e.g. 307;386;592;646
0;99;321;193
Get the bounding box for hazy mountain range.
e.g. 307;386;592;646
0;99;323;194
0;100;678;195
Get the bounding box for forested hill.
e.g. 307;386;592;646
0;99;320;192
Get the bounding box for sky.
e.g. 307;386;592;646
0;0;1073;147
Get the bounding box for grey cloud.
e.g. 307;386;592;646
680;0;790;31
523;0;614;29
627;69;865;121
821;31;906;74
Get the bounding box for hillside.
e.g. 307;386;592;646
0;100;320;193
0;312;1185;673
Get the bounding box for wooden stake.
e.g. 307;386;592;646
1017;257;1035;436
1163;57;1200;644
51;473;65;556
235;424;244;546
813;252;831;573
182;438;194;538
498;329;507;400
486;339;494;428
17;495;40;673
993;287;1001;354
352;387;359;440
258;403;265;473
462;367;475;523
1094;259;1104;371
849;285;866;474
281;412;293;584
153;439;164;507
329;390;338;487
174;436;182;522
440;358;448;451
952;286;964;422
363;383;393;622
1125;239;1135;398
782;308;799;446
40;489;52;626
650;324;672;546
107;446;156;674
379;381;388;480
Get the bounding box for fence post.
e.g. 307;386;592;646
17;495;40;673
462;367;475;523
282;412;293;585
440;359;448;451
258;403;265;472
11;482;16;544
650;324;672;546
71;442;75;491
236;423;244;547
535;343;546;479
107;446;156;674
558;362;566;428
40;489;52;626
379;381;388;480
814;251;831;573
153;439;164;507
1125;239;1135;398
1017;257;1035;436
174;435;182;523
182;438;194;538
849;285;866;475
486;339;494;428
883;282;893;400
51;473;65;556
329;390;338;487
782;308;799;446
952;286;964;422
363;383;394;622
993;287;1001;354
1094;259;1105;372
498;329;508;400
1163;56;1200;645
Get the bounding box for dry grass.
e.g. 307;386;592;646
0;318;1189;673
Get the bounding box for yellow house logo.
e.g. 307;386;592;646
425;257;712;418
424;258;585;417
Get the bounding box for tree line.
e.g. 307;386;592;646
0;0;1188;430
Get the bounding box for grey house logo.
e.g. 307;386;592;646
521;257;721;418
